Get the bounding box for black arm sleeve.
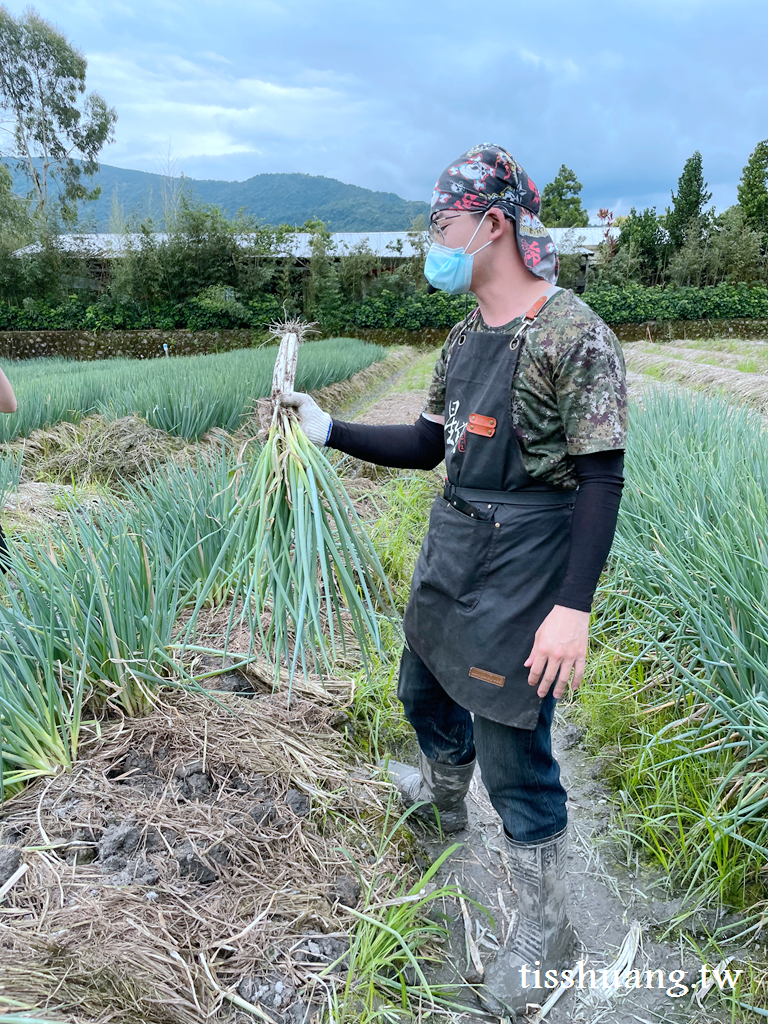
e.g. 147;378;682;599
327;416;445;470
555;450;625;613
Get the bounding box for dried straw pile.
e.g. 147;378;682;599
623;348;768;413
0;690;402;1024
4;414;190;486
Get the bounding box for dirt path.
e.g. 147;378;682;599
354;369;747;1024
339;347;437;425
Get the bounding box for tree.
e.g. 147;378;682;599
302;218;340;317
539;165;589;228
666;150;712;250
0;5;117;223
110;201;280;305
704;206;765;285
737;139;768;235
0;160;31;248
667;205;766;287
613;207;669;287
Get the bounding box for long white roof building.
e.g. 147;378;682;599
13;226;617;260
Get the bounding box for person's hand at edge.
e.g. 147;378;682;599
0;365;17;414
278;391;332;445
524;605;590;699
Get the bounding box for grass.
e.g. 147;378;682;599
632;337;768;376
0;425;472;1023
0;486;206;796
316;799;467;1023
342;473;439;763
368;473;438;610
675;337;768;356
0;424;400;796
582;388;768;921
0;449;22;502
10;358;768;1019
396;347;442;392
0;338;387;442
124;444;240;608
0;412;409;796
638;362;666;380
0;343;533;1023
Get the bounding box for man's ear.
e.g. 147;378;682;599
488;209;507;238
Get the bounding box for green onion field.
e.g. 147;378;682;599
1;334;767;1023
0;337;386;442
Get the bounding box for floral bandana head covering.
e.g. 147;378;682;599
431;143;559;284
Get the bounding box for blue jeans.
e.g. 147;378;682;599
397;645;567;844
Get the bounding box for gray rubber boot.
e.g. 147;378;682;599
379;747;475;832
481;826;577;1017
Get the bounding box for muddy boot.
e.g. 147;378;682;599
379;748;475;832
481;826;577;1017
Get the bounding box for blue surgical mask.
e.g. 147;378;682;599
424;211;494;294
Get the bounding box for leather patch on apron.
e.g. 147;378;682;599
469;666;506;687
467;413;496;437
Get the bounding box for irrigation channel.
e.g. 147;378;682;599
0;333;766;1024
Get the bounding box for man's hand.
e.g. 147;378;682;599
279;391;332;445
524;605;590;699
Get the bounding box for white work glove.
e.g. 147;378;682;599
279;391;332;445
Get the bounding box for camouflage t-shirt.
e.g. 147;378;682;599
424;288;627;489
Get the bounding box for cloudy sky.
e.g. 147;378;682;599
4;0;767;218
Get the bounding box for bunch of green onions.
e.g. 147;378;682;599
187;328;393;682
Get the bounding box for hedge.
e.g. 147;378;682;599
2;284;767;334
334;284;768;328
581;283;768;324
0;295;287;333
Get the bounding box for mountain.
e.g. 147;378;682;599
5;161;430;232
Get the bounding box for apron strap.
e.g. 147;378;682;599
524;295;549;319
507;285;562;346
524;284;561;321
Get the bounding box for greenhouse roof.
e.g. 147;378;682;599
12;226;617;259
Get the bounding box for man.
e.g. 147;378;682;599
283;143;627;1016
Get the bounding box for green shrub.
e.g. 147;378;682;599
0;293;286;333
4;283;768;336
582;282;768;323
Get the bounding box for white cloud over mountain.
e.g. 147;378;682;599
6;0;767;217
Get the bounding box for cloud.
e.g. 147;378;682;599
3;0;767;212
519;49;580;80
87;50;369;169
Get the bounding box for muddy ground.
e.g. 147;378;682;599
408;709;756;1024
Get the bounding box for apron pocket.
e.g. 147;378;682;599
419;498;499;611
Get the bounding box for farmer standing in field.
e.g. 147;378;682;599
283;144;627;1016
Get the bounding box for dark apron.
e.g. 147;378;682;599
403;296;576;730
